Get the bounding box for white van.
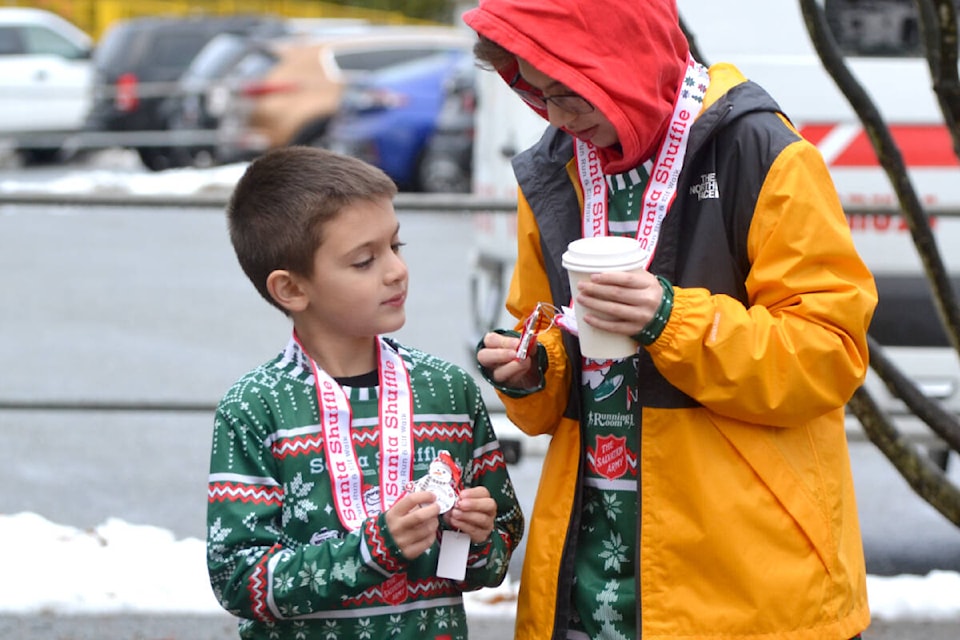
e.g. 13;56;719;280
0;8;93;161
468;0;960;450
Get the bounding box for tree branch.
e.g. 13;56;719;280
799;0;960;357
849;385;960;527
798;0;959;527
867;335;960;451
917;0;960;156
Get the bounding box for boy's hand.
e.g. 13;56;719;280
443;486;496;544
385;491;440;560
477;332;539;388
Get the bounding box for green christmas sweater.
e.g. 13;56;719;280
207;336;524;640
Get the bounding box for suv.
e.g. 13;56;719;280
214;27;470;164
157;32;278;168
323;49;470;191
158;19;372;169
84;13;289;171
418;54;476;193
0;7;93;163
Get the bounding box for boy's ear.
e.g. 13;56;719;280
266;270;308;313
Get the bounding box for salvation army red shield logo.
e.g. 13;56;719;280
381;572;408;605
588;435;628;480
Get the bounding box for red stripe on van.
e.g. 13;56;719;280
800;123;959;167
796;123;834;147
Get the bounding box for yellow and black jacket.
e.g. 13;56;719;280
496;63;877;640
466;2;878;631
466;0;878;636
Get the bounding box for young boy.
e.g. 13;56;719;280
206;146;524;640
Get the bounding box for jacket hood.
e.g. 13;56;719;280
463;0;690;174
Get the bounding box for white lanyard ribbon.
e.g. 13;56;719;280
577;141;608;238
575;55;710;267
296;334;414;531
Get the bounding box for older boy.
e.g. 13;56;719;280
468;0;876;639
207;146;523;640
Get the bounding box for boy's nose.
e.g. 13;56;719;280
385;252;408;283
546;101;577;129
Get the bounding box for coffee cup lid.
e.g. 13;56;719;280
561;236;646;272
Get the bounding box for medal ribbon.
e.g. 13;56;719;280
296;333;414;531
575;55;710;266
577;141;608;238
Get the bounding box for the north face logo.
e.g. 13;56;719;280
690;172;719;200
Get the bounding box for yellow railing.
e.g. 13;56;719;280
6;0;432;39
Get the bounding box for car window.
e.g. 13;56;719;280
184;34;246;81
333;47;455;73
366;50;466;83
150;30;217;69
228;48;277;81
0;26;24;55
22;25;87;58
93;26;139;72
825;0;960;57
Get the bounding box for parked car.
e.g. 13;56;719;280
0;7;93;163
158;32;276;168
418;54;476;193
214;26;471;164
323;49;469;191
159;19;376;169
84;13;289;171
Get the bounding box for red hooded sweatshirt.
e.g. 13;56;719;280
463;0;690;174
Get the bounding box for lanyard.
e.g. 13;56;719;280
575;55;710;267
295;333;414;531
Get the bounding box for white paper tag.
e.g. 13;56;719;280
436;530;470;580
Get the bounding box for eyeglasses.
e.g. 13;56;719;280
516;302;562;360
509;73;595;115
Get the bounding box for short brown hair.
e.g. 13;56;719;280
227;146;398;313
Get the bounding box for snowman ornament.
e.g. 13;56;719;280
407;450;461;513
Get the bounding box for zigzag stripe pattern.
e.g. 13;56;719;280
350;427;378;446
271;423;473;453
363;519;401;573
343;576;460;606
473;450;507;478
271;434;323;458
416;423;472;442
247;546;280;623
208;482;284;506
408;578;461;597
352;423;473;445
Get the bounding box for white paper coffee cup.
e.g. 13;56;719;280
562;236;646;360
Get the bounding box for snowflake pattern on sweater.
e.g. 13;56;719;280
207;337;524;640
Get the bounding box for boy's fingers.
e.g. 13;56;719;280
398;490;437;511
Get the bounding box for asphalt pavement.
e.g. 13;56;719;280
0;612;957;639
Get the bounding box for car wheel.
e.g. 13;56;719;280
137;148;173;172
165;146;211;170
292;119;330;149
418;150;471;193
19;148;62;166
